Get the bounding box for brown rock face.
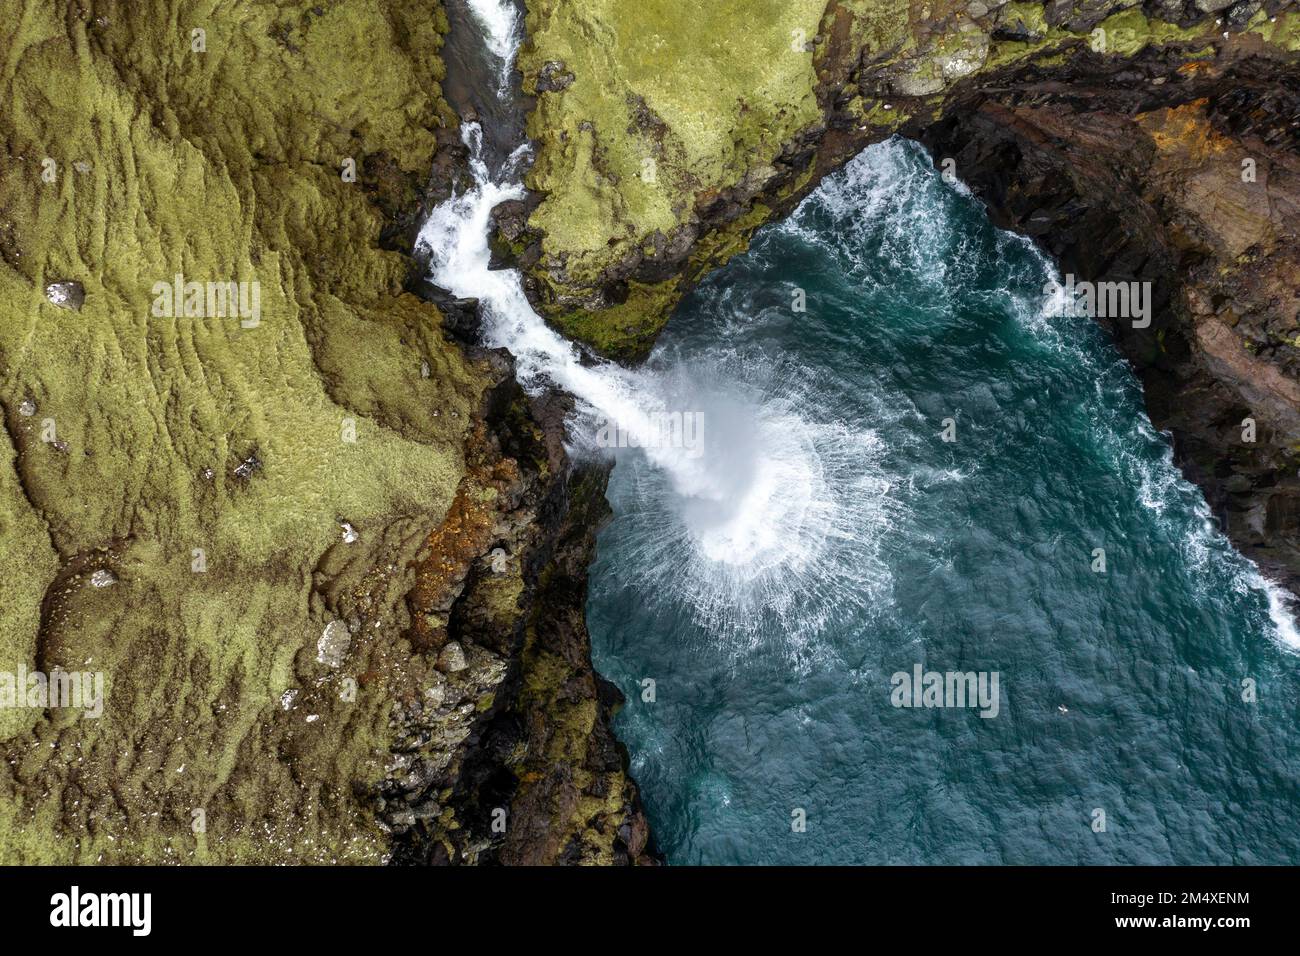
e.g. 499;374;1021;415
384;365;658;865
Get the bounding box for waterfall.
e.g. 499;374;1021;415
416;2;1299;653
413;8;884;634
425;8;721;496
416;117;830;554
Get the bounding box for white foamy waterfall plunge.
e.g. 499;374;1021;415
414;7;886;646
416;117;851;577
419;121;734;492
428;5;721;496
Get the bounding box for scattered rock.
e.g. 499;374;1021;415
317;619;351;669
411;800;441;821
935;29;990;83
1149;0;1186;18
232;452;261;479
44;280;85;310
1042;0;1073;27
409;274;482;341
390;809;416;828
1227;0;1262;26
424;681;446;708
17;399;36;417
490;199;529;244
436;641;467;673
89;569;117;588
535;60;575;93
991;16;1041;42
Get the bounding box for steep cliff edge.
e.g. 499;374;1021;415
0;0;651;864
513;0;1300;589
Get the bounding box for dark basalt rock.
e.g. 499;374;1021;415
391;0;1300;869
512;2;1300;599
383;358;659;865
490;198;529;244
406;270;483;342
487;197;533;269
535;60;575;93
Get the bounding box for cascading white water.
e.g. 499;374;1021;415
416;119;850;581
417;5;862;596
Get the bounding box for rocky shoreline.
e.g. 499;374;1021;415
394;0;657;864
506;0;1300;593
377;346;656;864
914;58;1300;592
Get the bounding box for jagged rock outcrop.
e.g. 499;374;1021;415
512;0;1300;586
0;0;651;864
515;2;1299;357
384;373;655;864
6;0;1296;867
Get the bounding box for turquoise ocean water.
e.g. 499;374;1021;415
586;138;1300;865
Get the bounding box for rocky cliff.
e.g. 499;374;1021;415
512;0;1300;590
0;0;652;864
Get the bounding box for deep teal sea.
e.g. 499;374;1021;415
585;138;1300;865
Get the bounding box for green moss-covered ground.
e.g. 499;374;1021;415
520;0;827;350
0;0;483;863
522;0;825;263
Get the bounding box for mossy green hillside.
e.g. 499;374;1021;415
0;0;481;862
546;277;682;360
